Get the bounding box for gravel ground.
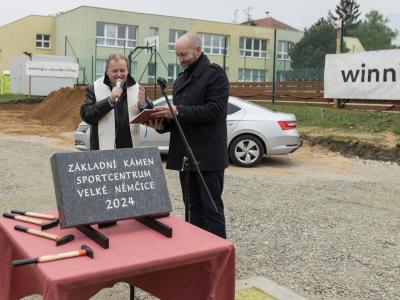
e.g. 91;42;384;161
1;136;399;300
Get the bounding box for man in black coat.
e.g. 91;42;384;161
81;53;152;150
150;33;229;238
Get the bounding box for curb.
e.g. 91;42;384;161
236;276;307;300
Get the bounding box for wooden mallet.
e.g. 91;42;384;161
11;209;58;220
12;244;94;268
2;212;58;230
14;225;74;246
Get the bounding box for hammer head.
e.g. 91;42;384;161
81;244;94;258
56;234;75;246
41;219;59;230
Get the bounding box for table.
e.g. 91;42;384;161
0;214;235;300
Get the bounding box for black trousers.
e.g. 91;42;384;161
179;170;226;239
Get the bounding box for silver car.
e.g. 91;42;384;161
74;96;301;167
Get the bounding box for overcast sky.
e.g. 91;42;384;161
1;0;399;31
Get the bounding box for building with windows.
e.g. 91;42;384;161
192;19;276;82
0;15;55;73
241;17;304;81
343;36;365;52
0;6;304;85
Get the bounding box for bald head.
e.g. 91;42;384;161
175;33;202;70
176;33;202;50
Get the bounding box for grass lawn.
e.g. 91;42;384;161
255;102;400;147
0;94;44;104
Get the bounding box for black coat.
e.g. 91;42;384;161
163;54;229;171
80;74;152;150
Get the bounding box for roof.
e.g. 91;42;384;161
241;17;300;32
0;15;54;27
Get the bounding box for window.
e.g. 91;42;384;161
167;64;182;82
169;29;186;51
198;33;228;55
148;63;156;83
148;27;159;37
96;22;137;48
239;37;267;58
36;34;50;49
95;59;106;79
228;103;241;115
238;68;266;82
130;61;138;76
277;41;291;60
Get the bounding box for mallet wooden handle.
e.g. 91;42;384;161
3;212;45;225
15;225;58;240
11;209;58;220
39;250;84;262
15;215;44;225
12;245;93;267
3;212;58;230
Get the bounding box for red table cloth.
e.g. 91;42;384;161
0;214;235;300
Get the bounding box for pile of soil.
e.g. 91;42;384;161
29;86;85;132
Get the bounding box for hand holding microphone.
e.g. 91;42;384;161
110;79;123;103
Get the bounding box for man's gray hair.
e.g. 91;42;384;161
105;53;129;71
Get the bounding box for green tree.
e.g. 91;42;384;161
329;0;361;34
348;10;398;50
289;18;337;70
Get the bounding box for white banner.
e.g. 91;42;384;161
26;61;79;78
324;49;400;100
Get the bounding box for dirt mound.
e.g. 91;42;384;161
304;135;400;164
29;86;85;132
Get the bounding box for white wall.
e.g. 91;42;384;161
10;54;75;96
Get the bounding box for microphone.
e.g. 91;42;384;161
115;79;123;102
157;77;167;90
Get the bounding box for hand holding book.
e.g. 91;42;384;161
130;109;158;124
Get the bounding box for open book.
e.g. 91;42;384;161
130;109;158;124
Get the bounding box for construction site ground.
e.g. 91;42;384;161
1;87;400;299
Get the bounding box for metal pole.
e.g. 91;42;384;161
128;51;132;75
154;47;157;99
94;39;97;82
264;43;267;82
76;58;79;86
243;55;246;82
129;285;135;300
272;29;277;105
223;36;227;71
91;56;94;83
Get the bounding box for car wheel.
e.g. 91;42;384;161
229;135;264;167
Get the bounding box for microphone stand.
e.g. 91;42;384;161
157;79;218;218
